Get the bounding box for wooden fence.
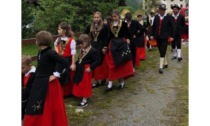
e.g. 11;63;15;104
22;32;82;61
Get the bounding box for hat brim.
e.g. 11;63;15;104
159;8;167;10
171;7;180;10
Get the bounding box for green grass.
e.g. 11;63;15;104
22;44;38;56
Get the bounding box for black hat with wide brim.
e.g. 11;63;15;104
171;4;181;10
159;4;167;10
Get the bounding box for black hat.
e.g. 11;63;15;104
159;4;167;10
171;4;180;10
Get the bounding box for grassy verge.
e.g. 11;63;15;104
162;45;188;125
177;45;188;126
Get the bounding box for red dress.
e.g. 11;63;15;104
73;64;93;97
57;37;75;96
23;79;68;126
106;42;134;81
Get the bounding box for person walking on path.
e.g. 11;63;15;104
151;4;175;74
171;4;185;62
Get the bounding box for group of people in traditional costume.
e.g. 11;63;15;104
21;4;188;126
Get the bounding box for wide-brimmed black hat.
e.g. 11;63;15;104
171;4;180;10
159;4;167;10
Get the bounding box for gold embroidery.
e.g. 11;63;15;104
59;38;70;55
110;20;122;38
91;27;100;42
78;46;92;64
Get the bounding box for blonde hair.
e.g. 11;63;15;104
90;11;103;32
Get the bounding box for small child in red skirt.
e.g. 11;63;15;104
73;34;100;107
22;55;36;120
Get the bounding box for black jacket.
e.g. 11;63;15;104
73;47;100;84
25;47;68;115
152;14;175;39
172;14;185;35
128;20;148;47
85;24;109;60
109;21;131;41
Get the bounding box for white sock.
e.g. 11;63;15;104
177;49;181;58
160;58;164;68
108;81;113;88
119;78;125;86
82;98;87;103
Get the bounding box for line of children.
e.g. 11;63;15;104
54;22;76;97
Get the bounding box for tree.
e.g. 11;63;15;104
30;0;119;37
22;0;35;39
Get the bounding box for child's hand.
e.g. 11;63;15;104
102;48;107;54
70;63;76;71
49;75;56;82
85;67;91;72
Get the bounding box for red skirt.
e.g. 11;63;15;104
105;51;134;81
62;71;74;96
23;79;68;126
93;57;108;80
73;64;92;98
135;47;141;67
136;47;146;60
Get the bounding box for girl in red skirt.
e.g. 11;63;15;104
54;22;76;97
23;31;69;126
84;11;109;88
73;34;100;107
105;9;134;92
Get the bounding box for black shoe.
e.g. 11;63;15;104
163;64;168;69
178;57;183;61
171;56;177;60
104;87;112;93
92;83;99;88
77;101;88;108
100;80;106;86
118;84;125;89
159;68;163;74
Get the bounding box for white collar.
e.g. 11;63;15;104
113;21;119;26
158;13;167;18
25;66;36;77
61;36;68;41
172;13;180;17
